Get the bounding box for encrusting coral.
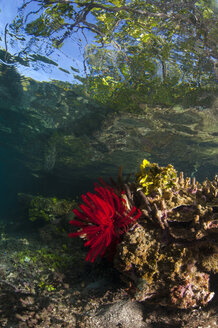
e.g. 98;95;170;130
69;159;218;309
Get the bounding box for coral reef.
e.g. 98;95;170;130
18;160;217;309
114;161;218;309
70;159;217;308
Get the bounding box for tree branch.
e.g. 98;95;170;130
76;1;168;19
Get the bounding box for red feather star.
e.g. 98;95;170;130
69;186;141;262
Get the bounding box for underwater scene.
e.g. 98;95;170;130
0;1;217;327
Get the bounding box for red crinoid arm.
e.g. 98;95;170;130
85;240;106;262
94;186;108;201
87;226;119;262
73;208;91;222
84;225;112;248
112;191;125;214
68;219;90;237
81;193;111;221
81;194;95;209
128;206;141;221
116;207;141;231
95;187;115;209
69;224;101;238
85;228;113;262
86;192;114;221
69;222;92;230
104;226;114;247
79;203;111;226
69;220;87;227
94;177;109;189
73;208;98;223
78;225;101;235
79;204;97;221
105;188;117;210
69;231;83;238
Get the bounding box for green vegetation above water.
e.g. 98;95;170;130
4;0;217;108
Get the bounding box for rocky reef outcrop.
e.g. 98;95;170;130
113;160;218;308
16;159;218;310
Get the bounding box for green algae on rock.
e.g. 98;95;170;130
18;193;76;223
17;193;77;243
114;160;218;309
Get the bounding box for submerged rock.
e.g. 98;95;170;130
84;300;146;328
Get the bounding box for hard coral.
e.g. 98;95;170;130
69;186;141;263
68;160;217;309
114;160;218;309
114;223;215;308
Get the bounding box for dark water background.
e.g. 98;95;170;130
0;1;217;222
